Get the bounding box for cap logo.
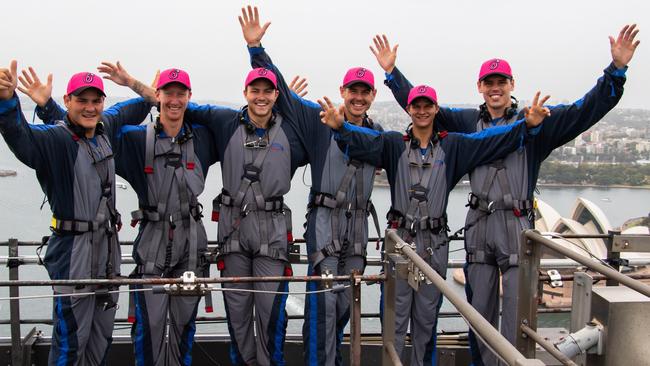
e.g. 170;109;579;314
84;73;95;84
169;69;180;80
489;60;500;70
417;86;427;94
356;68;366;78
258;69;268;76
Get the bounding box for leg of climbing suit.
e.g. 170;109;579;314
49;286;117;366
409;280;443;366
303;257;335;366
303;256;340;366
334;255;366;366
222;253;255;365
131;276;171;366
393;277;414;360
465;263;500;366
83;292;118;365
253;255;288;366
167;268;201;366
500;266;519;348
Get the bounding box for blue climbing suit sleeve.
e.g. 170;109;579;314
534;62;627;160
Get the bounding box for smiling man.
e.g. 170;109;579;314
0;61;151;366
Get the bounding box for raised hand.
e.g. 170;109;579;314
239;5;271;47
370;34;398;73
317;96;345;130
524;91;551;128
97;61;135;87
610;24;641;69
289;75;309;97
0;60;18;100
16;66;52;107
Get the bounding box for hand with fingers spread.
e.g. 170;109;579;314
97;61;157;103
370;34;399;73
289;75;309;97
317;96;345;130
16;67;52;107
239;5;271;47
610;24;641;69
97;61;135;87
524;92;551;128
0;60;18;100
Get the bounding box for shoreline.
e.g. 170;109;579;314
373;180;650;190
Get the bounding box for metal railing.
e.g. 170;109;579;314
382;230;545;366
4;229;650;365
516;229;650;366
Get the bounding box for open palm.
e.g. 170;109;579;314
239;5;271;47
17;67;52;107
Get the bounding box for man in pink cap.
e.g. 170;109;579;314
0;60;152;366
238;6;385;365
318;81;550;366
370;25;639;365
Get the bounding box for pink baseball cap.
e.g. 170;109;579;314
245;68;278;88
407;85;438;105
342;67;374;89
67;72;105;96
157;68;191;90
478;58;513;81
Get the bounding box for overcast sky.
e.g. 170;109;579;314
3;0;648;109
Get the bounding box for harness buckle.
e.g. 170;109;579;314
244;138;268;149
242;164;262;182
466;192;479;209
409;184;428;201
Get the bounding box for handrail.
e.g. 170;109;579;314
0;274;384;288
7;254;650;270
384;230;543;366
524;230;650;298
520;324;578;366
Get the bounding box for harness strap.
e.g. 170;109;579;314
59;122;119;280
220;116;288;260
140;122;201;275
404;140;434;248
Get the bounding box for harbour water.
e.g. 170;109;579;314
1;118;649;338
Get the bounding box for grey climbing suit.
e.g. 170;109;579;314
387;140;450;366
129;122;208;366
464;117;531;366
213;117;292;366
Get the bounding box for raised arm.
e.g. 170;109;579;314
240;5;322;143
97;61;158;104
371;34;475;133
0;61;52;170
445;93;550;186
536;24;640;158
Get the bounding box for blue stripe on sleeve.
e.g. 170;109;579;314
102;97;145;116
612;67;627;77
290;91;321;109
248;46;265;55
0;97;17;115
459;119;525;140
342;121;381;136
